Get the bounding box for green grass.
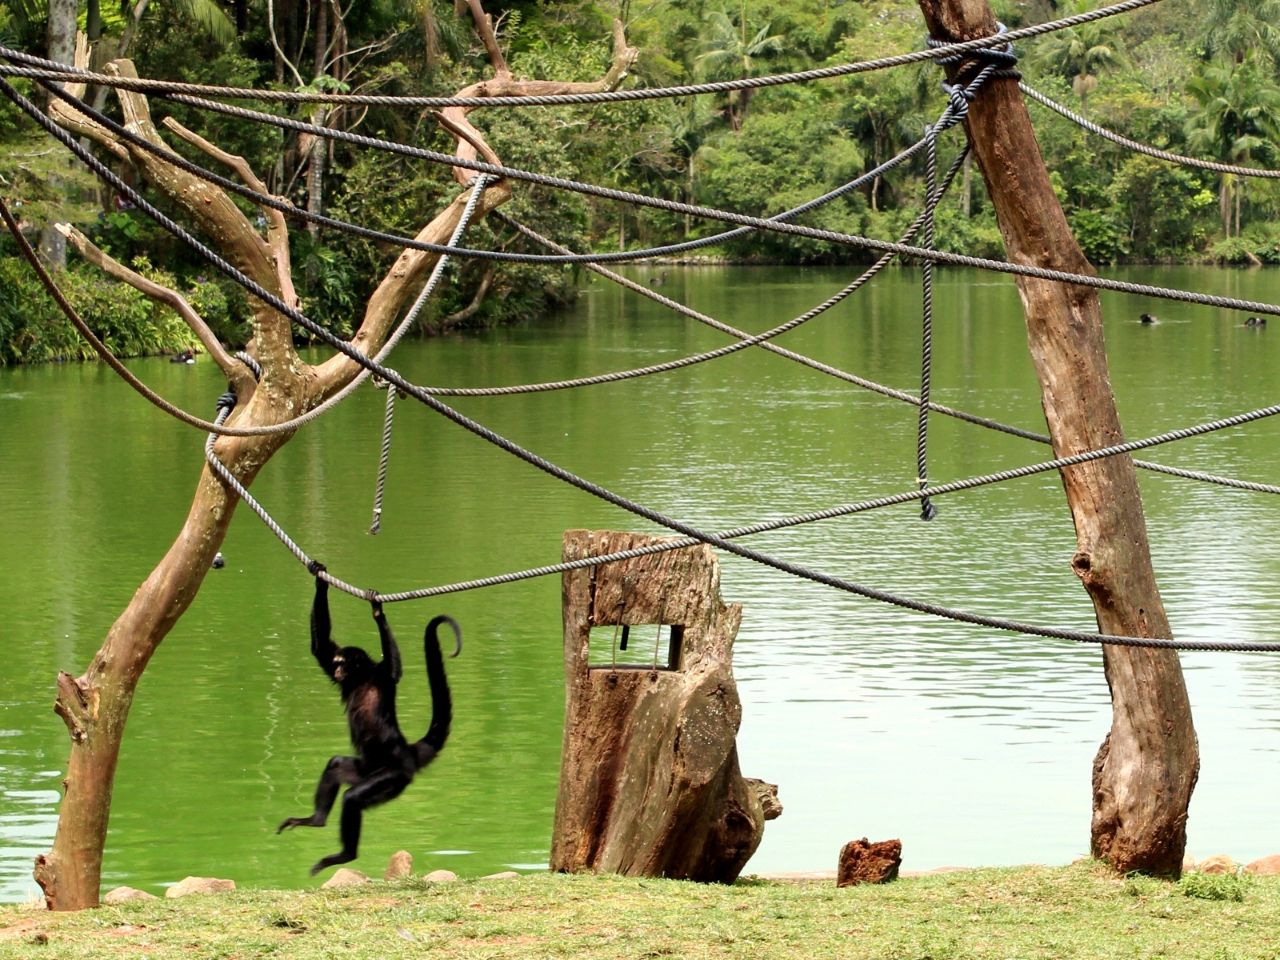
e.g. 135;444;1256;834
2;862;1279;959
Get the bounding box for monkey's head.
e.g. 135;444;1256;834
331;646;375;686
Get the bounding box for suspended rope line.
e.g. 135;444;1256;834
31;75;936;270
908;35;1016;520
11;55;1280;650
1021;83;1280;179
434;151;967;396
917;126;941;522
0;195;272;436
369;381;396;536
0;0;1163;109
356;167;498;538
0;152;489;439
33;83;1280;319
16;78;1280;651
234;351;263;380
9;77;1278;509
209;371;1280;654
502;215;1280;499
25;72;1280;323
375;416;1280;602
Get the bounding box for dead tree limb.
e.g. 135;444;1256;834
35;7;636;909
441;262;496;329
161;116;298;307
56;224;248;384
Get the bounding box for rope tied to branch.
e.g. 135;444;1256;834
927;22;1019;131
926;21;1019;69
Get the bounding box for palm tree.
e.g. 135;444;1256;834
1186;53;1280;237
1033;0;1125;110
1200;0;1280;66
695;5;784;131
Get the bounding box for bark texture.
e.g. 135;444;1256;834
915;0;1198;876
35;8;636;910
37;0;78;268
551;530;779;883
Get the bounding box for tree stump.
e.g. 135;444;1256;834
550;530;779;883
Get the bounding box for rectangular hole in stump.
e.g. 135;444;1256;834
588;624;684;671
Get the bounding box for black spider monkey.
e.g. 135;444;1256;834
278;563;462;875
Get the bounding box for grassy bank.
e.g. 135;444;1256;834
1;862;1274;959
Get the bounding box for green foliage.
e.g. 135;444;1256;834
0;119;102;232
1068;208;1129;265
1178;871;1252;902
0;255;198;365
10;0;1280;365
185;273;249;346
696;107;866;261
1029;0;1128;105
933;205;1005;261
293;235;361;340
1108;155;1213;260
1207;221;1280;264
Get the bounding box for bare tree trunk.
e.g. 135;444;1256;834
35;446;294;910
915;0;1197;877
305;0;328;241
1220;176;1232;238
1234;178;1242;240
37;0;77;269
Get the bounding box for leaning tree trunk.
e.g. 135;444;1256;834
915;0;1197;876
34;4;636;909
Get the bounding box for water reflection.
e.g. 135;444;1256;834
2;265;1279;900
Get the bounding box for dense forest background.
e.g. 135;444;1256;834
1;0;1278;363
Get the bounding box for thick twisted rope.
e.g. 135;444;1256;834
1022;83;1280;179
31;75;934;269
369;382;397;536
498;212;1280;498
60;69;1268;654
0;195;273;436
917;127;941;522
0;0;1161;108
23;73;1280;326
11;20;1280;649
25;81;1280;322
12;103;1272;513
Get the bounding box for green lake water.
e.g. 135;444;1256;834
2;265;1279;902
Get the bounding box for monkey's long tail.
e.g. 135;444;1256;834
415;614;461;769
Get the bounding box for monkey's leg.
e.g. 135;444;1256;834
277;756;359;832
309;768;409;875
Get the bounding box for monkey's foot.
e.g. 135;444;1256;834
277;815;325;833
310;851;356;876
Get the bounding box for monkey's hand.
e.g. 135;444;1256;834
307;560;327;577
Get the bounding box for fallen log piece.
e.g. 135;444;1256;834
837;839;903;887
